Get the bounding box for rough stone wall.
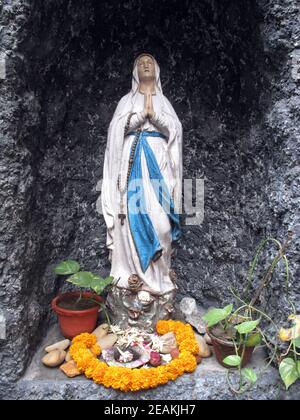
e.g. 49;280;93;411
257;0;300;321
0;0;299;393
0;0;44;385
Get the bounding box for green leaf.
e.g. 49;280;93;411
223;355;241;367
235;320;260;335
293;338;300;349
89;275;114;295
202;304;233;328
242;368;257;383
245;332;262;347
279;358;299;390
54;260;80;275
67;271;95;288
224;304;234;316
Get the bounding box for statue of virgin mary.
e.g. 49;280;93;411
101;53;183;330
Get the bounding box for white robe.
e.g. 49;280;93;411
101;59;182;295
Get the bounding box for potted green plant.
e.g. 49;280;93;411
202;232;293;394
203;303;262;369
52;260;113;339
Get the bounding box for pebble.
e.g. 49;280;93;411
195;334;211;358
204;333;212;345
195;354;202;365
45;339;70;353
92;323;109;341
179;297;207;334
60;361;81;378
170;348;180;359
97;334;117;350
42;350;66;368
65;351;72;362
160;332;178;354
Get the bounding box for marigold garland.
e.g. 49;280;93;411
69;320;200;392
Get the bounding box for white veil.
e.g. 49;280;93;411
101;53;183;251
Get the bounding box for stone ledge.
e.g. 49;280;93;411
3;324;298;400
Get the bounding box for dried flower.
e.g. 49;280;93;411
128;274;143;291
278;314;300;342
150;351;161;367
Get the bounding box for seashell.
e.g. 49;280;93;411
102;345;150;368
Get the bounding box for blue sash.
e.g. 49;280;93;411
127;130;181;273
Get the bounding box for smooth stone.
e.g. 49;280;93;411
195;334;211;358
204;333;212;345
170;348;180;359
45;339;70;353
160;332;178;354
97;334;117;350
179;297;197;316
179;297;206;334
42;350;66;368
92;323;109;341
195;354;202;365
60;361;81;378
65;351;72;362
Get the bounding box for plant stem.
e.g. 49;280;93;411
281;341;293;358
88;298;112;327
75;291;83;305
245;237;281;300
250;232;292;307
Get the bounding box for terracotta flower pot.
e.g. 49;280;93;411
207;328;255;368
51;291;103;339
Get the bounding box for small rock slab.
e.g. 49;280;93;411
60;361;81;378
179;297;207;334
